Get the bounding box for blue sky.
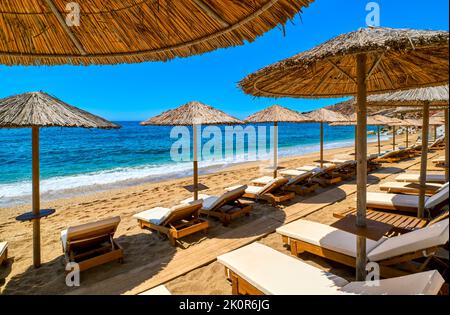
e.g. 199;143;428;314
0;0;448;121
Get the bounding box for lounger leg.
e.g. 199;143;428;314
231;273;239;295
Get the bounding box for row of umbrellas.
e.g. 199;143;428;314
0;1;448;282
1;92;447;270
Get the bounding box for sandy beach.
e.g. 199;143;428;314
0;134;446;295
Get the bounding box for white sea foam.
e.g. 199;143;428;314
0;134;389;207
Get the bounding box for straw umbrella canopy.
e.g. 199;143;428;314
141;101;242;200
244;105;311;177
304;108;348;167
0;92;120;268
239;27;449;281
0;0;314;66
365;86;449;218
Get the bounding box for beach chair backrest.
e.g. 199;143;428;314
258;177;289;196
287;171;312;186
208;186;247;212
162;200;203;226
65;216;121;252
367;219;449;262
425;186;449;210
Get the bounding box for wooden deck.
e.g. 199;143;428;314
69;152;441;295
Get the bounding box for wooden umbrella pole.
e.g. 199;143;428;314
354;125;357;161
377;126;381;155
273;122;278;178
418;102;430;218
193;124;199;200
434;125;437;141
405;126;409;147
320;121;324;168
355;54;368;281
32;127;41;268
392;126;396;151
445;108;449;182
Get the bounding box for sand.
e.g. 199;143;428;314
0;134;445;295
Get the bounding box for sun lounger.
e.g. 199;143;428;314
217;243;445;295
60;217;124;272
277;169;319;195
181;186;252;226
395;173;446;184
374;149;412;163
310;163;342;187
277;219;449;278
366;184;449;216
379;181;445;196
225;177;295;206
133;200;208;246
139;285;172;295
0;241;8;265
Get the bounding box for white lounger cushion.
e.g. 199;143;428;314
424;185;449;209
181;194;218;211
251;176;275;186
366;192;425;209
276;220;384;258
181;186;246;211
217;243;349;295
395;173;446;183
0;241;8;257
367;219;449;261
297;165;322;173
139;285;172;295
132;207;173;226
341;270;444;295
280;169;308;177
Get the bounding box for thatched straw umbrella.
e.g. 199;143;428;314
304;108;347;167
245;105;311;177
0;92;119;268
0;0;313;65
239;27;449;281
141;101;242;200
365;85;449;218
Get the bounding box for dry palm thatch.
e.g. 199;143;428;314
0;0;313;66
0;92;119;129
244;104;310;123
303;107;348;123
366;85;449;107
240;27;449;98
330;115;385;126
141;101;242;126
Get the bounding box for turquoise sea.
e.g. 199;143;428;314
0;122;385;207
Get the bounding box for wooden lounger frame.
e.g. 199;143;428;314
284;181;319;196
281;235;440;279
379;183;442;196
225;268;264;295
63;217;124;272
334;208;449;234
201;199;253;226
244;190;295;206
137;203;209;246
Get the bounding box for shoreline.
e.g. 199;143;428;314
0;132;393;208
